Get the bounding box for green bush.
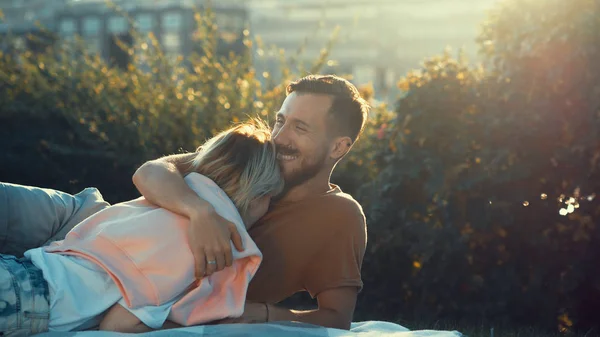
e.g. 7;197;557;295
2;0;599;332
332;84;395;195
0;7;344;201
356;0;600;332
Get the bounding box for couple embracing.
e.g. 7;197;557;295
0;75;369;336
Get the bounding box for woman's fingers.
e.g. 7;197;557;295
205;249;217;276
224;242;234;267
188;213;244;278
229;223;245;252
194;247;207;279
215;246;226;272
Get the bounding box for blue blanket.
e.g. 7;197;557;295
36;321;463;337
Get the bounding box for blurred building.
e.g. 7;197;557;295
0;0;66;54
246;0;496;100
0;0;65;28
0;0;249;68
0;0;497;101
55;0;247;68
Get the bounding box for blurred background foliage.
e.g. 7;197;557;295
1;0;599;334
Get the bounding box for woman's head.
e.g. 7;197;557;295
190;120;284;227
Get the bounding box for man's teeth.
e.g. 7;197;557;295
277;153;298;161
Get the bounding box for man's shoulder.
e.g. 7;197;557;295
265;186;366;229
326;186;365;216
312;187;366;235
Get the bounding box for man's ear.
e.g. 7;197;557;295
329;136;353;161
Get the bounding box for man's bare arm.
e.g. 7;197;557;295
133;153;244;277
220;287;357;330
99;304;152;333
268;287;357;330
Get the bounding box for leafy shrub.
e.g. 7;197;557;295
3;0;599;332
0;7;344;201
356;0;600;332
332;84;395;195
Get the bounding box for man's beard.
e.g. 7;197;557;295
279;152;327;194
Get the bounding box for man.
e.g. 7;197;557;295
0;74;369;330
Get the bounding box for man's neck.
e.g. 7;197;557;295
279;172;332;204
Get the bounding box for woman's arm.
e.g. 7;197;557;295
133;153;207;223
99;304;152;333
133;153;245;278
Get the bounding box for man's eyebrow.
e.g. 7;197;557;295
275;111;310;128
294;119;310;128
284;117;311;129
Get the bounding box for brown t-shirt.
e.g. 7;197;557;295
246;185;367;304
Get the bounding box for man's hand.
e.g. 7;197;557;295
215;287;358;329
215;302;269;324
188;207;244;278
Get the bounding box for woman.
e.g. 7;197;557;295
0;121;284;336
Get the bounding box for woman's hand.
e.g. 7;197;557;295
189;206;245;278
132;154;246;278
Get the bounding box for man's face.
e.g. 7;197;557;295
272;92;333;188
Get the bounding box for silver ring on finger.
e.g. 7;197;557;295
207;260;217;265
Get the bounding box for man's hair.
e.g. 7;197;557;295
190;120;284;216
286;74;370;143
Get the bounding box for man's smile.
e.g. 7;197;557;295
276;153;298;161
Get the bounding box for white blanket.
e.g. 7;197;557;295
35;321;463;337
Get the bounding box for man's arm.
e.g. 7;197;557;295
99;304;152;333
220;287;357;330
269;287;357;330
133;153;244;277
101;304;184;332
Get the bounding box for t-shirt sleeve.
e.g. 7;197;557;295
302;200;367;298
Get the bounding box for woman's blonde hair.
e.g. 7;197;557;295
189;120;284;216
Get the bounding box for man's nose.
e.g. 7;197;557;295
272;123;290;145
